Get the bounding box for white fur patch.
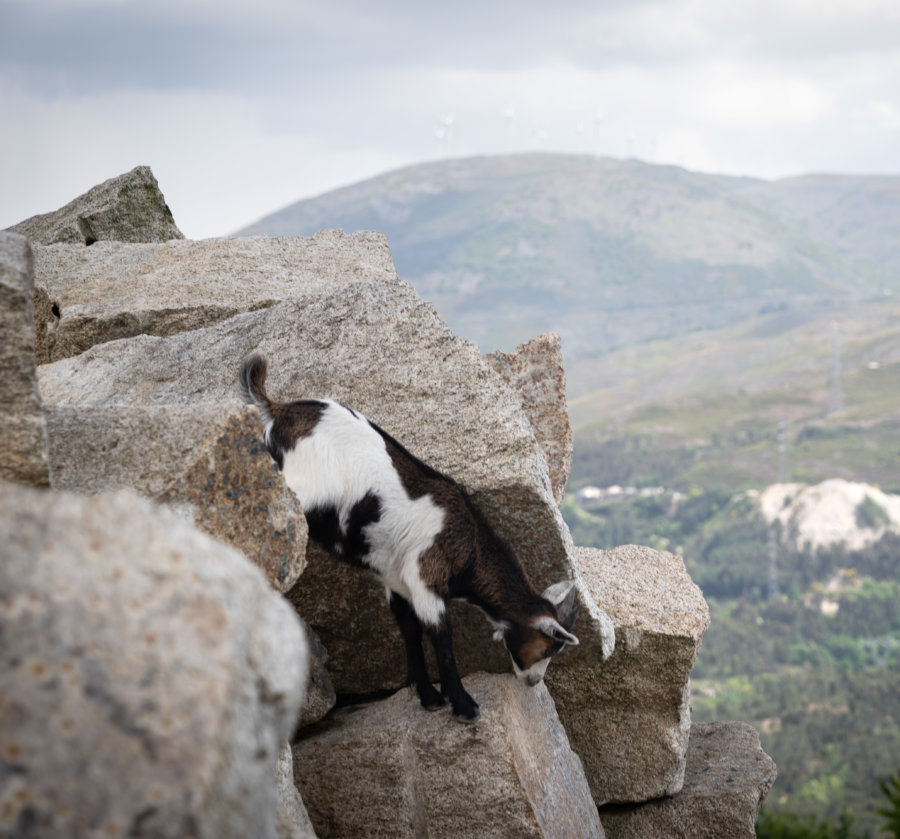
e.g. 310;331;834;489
512;656;551;687
533;616;579;646
542;580;575;605
281;400;446;626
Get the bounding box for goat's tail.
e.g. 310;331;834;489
238;353;276;426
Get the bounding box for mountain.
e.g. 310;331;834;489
718;172;900;282
239;154;900;373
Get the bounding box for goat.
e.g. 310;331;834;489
238;354;579;721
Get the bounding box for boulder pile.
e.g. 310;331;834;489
1;169;775;838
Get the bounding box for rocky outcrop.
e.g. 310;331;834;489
0;481;309;839
30;229;397;363
6;165;183;246
547;545;711;805
0;232;50;485
599;722;777;838
36;261;592;695
484;332;573;506
292;674;605;839
44;403;308;592
7;169;775;839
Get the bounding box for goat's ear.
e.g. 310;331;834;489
542;580;574;605
542;580;580;629
533;616;579;646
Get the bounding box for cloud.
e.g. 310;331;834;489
0;81;409;237
695;65;832;126
2;0;900;236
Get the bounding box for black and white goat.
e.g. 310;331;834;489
238;354;579;721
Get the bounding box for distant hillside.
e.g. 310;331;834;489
239;154;900;369
718;172;900;283
566;295;900;493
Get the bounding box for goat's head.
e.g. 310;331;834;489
499;580;580;686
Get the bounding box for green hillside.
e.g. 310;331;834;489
568;296;900;492
239;154;897;366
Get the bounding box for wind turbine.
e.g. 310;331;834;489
434;114;454;157
502;104;515;152
592;110;604;156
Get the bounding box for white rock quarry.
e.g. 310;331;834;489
760;479;900;551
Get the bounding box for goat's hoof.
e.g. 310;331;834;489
452;699;480;723
418;689;448;711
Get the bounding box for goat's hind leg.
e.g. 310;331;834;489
388;592;446;710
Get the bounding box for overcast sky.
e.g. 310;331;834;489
2;0;900;239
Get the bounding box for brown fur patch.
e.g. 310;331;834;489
518;628;557;670
272;401;327;447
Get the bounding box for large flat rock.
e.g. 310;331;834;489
7;165;183;247
31;230;397;362
546;545;711;805
45;403;308;593
0;481;308;839
293;674;604;839
0;232;50;485
599;722;777;838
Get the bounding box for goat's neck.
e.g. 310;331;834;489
465;560;543;629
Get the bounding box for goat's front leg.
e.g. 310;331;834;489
426;615;479;722
388;591;446;711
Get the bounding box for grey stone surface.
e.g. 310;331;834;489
294;620;336;728
0;481;308;839
484;332;573;506
31;230;397;362
599;722;777;839
6;165;183;246
0;232;49;485
546;545;711;805
293;674;605;839
45;403;308;592
38;273;598;695
276;742;318;839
